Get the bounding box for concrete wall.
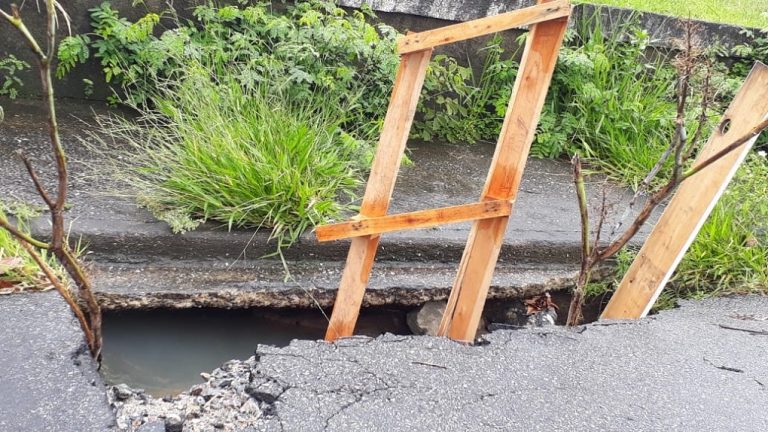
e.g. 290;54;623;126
0;0;756;100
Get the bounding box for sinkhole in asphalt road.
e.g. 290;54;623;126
100;295;605;397
100;307;412;397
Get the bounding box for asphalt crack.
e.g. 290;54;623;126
718;323;768;336
703;357;744;373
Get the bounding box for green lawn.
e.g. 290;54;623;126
575;0;768;28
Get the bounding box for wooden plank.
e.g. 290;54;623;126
601;62;768;320
316;200;513;242
397;0;571;54
324;48;433;342
438;1;569;342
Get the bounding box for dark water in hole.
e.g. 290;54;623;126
101;307;411;397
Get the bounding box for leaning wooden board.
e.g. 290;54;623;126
323;49;433;341
438;1;570;342
601;62;768;319
397;0;570;53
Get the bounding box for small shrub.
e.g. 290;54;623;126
0;55;29;99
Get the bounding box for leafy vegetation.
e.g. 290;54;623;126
535;19;679;187
0;55;29;100
413;36;518;143
410;15;690;190
58;0;400;138
575;0;768;28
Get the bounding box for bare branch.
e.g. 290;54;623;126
572;155;590;260
591;187;608;255
598;115;768;262
45;0;56;63
684;117;768;180
1;0;102;359
597;180;676;262
684;60;713;161
567;155;591;326
17;152;55;208
0;5;47;61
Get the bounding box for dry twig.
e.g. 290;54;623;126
0;1;102;358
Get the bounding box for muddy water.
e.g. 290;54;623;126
101;307;411;397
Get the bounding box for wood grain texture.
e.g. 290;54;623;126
316;200;512;242
396;0;571;54
438;1;569;342
324;49;433;342
601;62;768;320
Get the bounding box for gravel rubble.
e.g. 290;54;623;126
110;357;271;432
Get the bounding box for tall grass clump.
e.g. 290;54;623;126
92;64;369;247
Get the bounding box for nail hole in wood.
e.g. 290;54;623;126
720;118;732;135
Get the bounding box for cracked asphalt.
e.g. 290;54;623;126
244;295;768;431
3;292;768;431
0;292;115;431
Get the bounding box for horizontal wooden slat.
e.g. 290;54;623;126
315;200;512;242
396;0;571;54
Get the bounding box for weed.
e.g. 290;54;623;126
537;16;681;188
414;35;518;143
0;55;29;99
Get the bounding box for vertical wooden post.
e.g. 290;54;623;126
324;48;433;341
601;63;768;319
438;1;569;342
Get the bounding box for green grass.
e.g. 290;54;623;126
0;207;67;292
674;154;768;293
90;63;371;248
576;0;768;28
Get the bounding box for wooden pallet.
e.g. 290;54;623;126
316;0;572;342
